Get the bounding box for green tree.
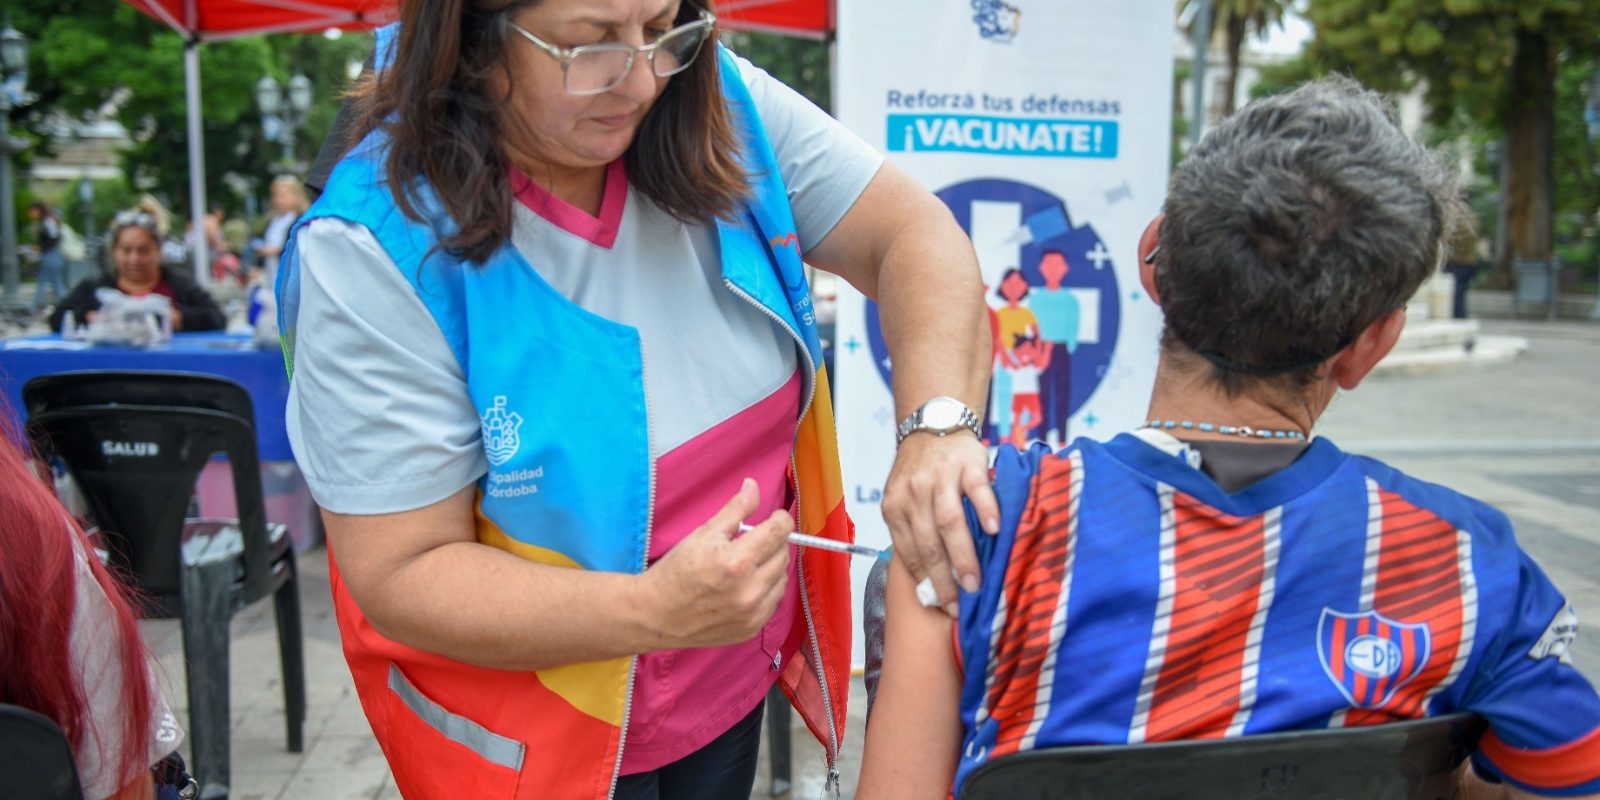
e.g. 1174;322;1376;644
10;0;369;220
1303;0;1600;274
1179;0;1289;116
721;30;832;113
1552;52;1600;283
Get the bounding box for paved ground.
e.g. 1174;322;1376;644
128;319;1598;799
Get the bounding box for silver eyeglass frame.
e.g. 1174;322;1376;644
508;9;717;96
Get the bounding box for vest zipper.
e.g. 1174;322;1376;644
723;278;841;790
607;338;657;800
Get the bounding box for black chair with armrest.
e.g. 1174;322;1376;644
25;372;305;800
0;703;85;800
959;712;1485;800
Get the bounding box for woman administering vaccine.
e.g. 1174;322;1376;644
277;0;996;797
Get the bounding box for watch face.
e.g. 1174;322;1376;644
921;398;964;431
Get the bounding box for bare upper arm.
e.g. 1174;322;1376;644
858;556;966;799
804;160;961;302
322;483;477;623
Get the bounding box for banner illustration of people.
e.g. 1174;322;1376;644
863;178;1125;452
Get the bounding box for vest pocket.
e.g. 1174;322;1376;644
383;664;525;799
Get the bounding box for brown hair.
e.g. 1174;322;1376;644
351;0;748;263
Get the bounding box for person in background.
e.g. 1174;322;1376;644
28;201;69;311
222;217;254;272
254;176;308;285
190;205;245;287
0;407;189;799
859;77;1600;800
50;210;226;334
1444;203;1480;320
279;0;995;797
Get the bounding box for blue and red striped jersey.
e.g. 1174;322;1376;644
955;435;1600;797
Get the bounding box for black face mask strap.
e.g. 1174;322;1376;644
1194;334;1353;378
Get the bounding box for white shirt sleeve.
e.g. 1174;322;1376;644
735;54;885;251
68;535;182;800
263;213;297;250
286;219;488;514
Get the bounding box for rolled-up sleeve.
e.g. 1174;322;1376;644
735;54;885;251
286;219;487;514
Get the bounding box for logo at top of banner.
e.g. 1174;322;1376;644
864;178;1122;449
972;0;1022;42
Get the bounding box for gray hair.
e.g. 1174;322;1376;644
1154;75;1462;394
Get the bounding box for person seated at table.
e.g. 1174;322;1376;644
50;209;227;334
858;76;1600;800
0;410;191;799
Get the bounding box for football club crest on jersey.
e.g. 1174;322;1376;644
1317;608;1432;709
479;395;524;467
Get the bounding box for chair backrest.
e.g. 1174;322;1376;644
959;713;1485;800
27;403;272;601
0;704;85;800
24;370;256;425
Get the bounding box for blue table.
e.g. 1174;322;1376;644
0;332;293;461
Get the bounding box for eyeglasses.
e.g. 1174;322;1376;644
111;211;160;232
509;9;716;97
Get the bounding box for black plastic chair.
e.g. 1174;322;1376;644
764;686;791;797
0;704;85;800
959;713;1485;800
26;373;305;800
23;369;259;432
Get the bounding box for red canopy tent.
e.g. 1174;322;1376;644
719;0;832;39
121;0;830;283
124;0;394;43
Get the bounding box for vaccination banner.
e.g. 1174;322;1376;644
833;0;1173;662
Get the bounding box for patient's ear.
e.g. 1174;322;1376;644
1330;308;1405;391
1138;215;1162;305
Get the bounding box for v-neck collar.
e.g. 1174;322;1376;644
1101;430;1348;517
508;159;627;249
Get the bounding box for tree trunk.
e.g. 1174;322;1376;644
1223;15;1247;116
1501;30;1555;277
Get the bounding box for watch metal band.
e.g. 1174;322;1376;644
895;399;982;444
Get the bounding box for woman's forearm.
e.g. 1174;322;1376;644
810;163;991;411
875;213;991;416
351;537;664;671
332;478;790;672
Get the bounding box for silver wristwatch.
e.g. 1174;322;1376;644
896;396;982;445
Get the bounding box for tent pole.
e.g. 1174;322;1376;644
185;39;210;287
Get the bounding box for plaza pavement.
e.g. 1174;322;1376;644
122;319;1598;799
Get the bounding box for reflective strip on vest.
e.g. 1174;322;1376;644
388;665;527;771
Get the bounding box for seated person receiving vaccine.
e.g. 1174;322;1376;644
858;77;1600;800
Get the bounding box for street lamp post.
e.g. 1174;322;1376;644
76;177;94;284
0;18;30;310
256;73;314;174
1189;0;1212;150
